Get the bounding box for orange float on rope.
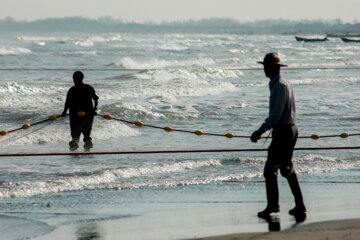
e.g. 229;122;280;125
77;111;86;117
225;133;234;138
103;114;113;120
49;115;57;121
195;130;203;136
135;121;144;127
164;126;173;132
340;132;349;138
311;134;320;140
0;130;8;136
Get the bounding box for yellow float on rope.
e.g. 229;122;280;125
0;130;8;136
311;134;320;140
22;123;31;129
164;126;173;132
135;121;144;127
49;115;57;121
103;114;113;120
340;132;349;138
225;132;234;138
77;111;86;117
195;130;203;136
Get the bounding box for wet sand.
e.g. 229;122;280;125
33;196;360;240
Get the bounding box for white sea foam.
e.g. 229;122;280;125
34;42;46;46
101;79;236;100
228;49;248;53
0;47;32;55
294;154;360;174
227;155;360;179
158;43;189;51
100;68;237;101
75;40;94;47
291;77;360;85
0;82;63;94
0;159;221;199
59;51;99;56
0;83;65;109
3;153;357;199
14;36;57;42
102;102;167;119
88;35;123;42
0;118;140;148
110;57;217;69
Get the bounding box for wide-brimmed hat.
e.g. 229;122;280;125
257;53;288;67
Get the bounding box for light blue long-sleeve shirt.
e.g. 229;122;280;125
258;74;296;134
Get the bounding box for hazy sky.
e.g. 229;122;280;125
1;0;359;23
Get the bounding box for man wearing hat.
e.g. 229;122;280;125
62;71;99;151
251;53;306;218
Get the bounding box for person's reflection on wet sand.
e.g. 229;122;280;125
76;222;101;240
259;215;281;231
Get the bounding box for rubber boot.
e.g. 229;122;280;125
69;138;79;151
286;173;306;215
258;176;280;218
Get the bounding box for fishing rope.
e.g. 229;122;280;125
0;146;359;157
222;180;360;184
98;114;360;140
0;121;51;146
1;113;359;141
1;66;359;140
0;115;60;136
1;67;360;72
0;114;359;158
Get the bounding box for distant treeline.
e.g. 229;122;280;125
1;17;360;34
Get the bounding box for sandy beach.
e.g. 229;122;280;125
195;219;360;240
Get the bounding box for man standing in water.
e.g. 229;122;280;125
62;71;99;151
250;53;306;218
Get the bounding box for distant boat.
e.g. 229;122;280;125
341;37;360;43
295;36;329;42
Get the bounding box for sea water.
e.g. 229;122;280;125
0;33;359;239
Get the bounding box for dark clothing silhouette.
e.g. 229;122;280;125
62;72;98;150
65;84;98;117
69;108;94;142
264;125;304;211
251;53;306;218
63;84;98;142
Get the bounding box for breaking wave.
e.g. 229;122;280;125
0;159;221;199
0;47;32;55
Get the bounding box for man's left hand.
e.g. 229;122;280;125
250;130;261;143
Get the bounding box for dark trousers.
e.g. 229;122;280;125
69;115;94;142
264;125;305;209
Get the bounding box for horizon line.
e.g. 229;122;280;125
1;16;358;25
